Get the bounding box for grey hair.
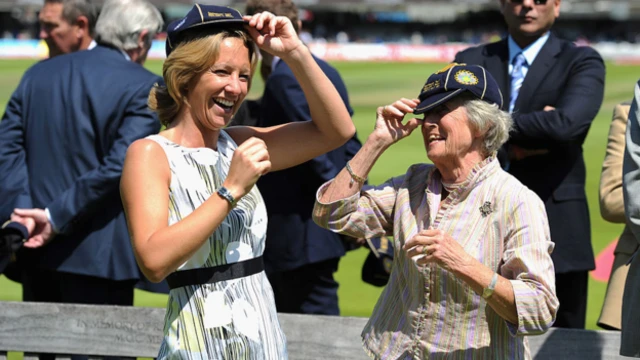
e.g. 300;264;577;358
45;0;97;36
458;95;513;156
94;0;164;51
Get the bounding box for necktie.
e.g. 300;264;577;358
509;53;526;113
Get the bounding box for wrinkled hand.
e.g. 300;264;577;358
12;208;55;248
244;12;303;60
403;228;473;273
371;98;423;148
224;137;271;200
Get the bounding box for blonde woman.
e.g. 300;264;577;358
120;5;354;359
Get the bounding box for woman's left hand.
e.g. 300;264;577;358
403;228;474;273
244;12;303;60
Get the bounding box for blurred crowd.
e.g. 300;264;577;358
3;3;640;45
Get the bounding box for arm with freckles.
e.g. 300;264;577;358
316;98;423;203
229;12;355;172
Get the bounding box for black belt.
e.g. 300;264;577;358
166;256;264;289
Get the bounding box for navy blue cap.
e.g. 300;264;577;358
414;63;504;115
0;221;28;274
165;4;246;57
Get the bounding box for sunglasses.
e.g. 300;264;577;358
510;0;548;4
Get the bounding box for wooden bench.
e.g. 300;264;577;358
0;301;627;359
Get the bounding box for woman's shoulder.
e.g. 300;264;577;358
122;137;171;181
128;136;168;157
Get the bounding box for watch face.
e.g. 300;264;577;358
482;288;493;299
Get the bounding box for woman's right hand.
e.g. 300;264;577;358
370;98;423;148
224;137;271;200
244;12;304;62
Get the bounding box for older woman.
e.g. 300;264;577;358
120;5;354;359
313;63;558;359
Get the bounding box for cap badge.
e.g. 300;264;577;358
454;70;479;86
422;80;440;93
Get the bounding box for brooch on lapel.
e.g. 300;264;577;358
479;201;493;218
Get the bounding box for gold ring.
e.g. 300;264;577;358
422;246;429;255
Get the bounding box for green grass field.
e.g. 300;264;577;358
0;58;637;339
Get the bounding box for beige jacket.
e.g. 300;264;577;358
622;82;640;356
598;102;638;331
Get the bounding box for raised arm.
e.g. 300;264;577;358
228;12;354;172
318;98;422;203
600;103;631;223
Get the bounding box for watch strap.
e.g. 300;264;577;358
217;186;237;207
482;272;499;299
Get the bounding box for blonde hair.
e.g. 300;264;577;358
149;28;257;126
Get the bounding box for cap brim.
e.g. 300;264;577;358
166;19;247;56
183;18;246;30
414;89;464;115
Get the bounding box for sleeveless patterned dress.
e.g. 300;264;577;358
147;133;287;360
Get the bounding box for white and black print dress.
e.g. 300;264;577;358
148;132;287;360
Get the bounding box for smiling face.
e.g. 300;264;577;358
186;37;251;130
500;0;560;42
421;102;481;166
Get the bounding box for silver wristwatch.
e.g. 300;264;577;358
217;186;237;207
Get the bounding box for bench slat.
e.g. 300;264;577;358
0;301;629;359
0;302;163;357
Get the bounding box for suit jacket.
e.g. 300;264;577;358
455;33;605;273
0;45;162;281
256;55;361;273
597;102;638;330
622;81;640;356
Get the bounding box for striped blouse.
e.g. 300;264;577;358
313;157;558;359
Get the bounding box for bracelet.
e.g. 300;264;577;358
345;161;366;186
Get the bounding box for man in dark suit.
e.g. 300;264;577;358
0;0;97;280
0;1;163;358
243;0;362;315
454;0;605;329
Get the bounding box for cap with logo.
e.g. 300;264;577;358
165;4;246;57
414;63;504;115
